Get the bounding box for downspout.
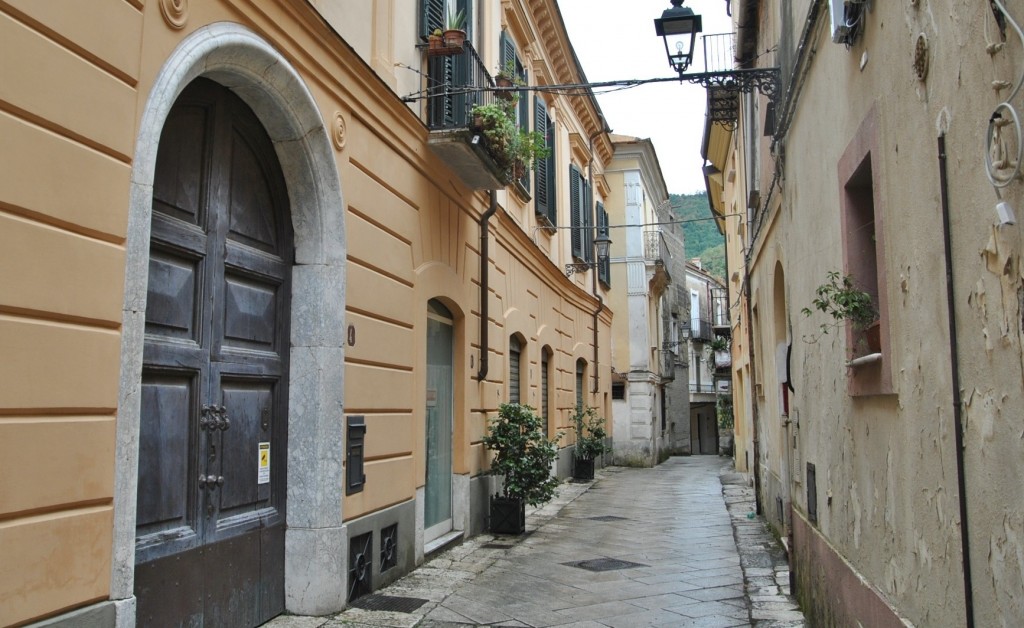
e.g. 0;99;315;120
937;134;975;628
588;125;609;393
744;236;763;515
476;191;498;380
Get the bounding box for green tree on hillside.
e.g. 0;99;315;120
669;192;725;281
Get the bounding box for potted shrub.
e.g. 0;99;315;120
801;270;879;354
470;100;550;185
571;406;609;481
481;403;561;534
494;60;519;99
709;336;731;368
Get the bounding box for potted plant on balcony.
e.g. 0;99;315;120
709;336;731;368
442;6;466;49
571;405;609;481
470;100;549;185
481;403;561;534
494;60;518;98
801;270;879;354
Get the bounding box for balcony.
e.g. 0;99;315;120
424;41;510;190
690;318;714;342
643;230;671;292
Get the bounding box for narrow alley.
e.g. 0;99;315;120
268;457;804;628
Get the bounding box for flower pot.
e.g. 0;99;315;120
489;496;526;535
495;76;515;100
863;322;881;353
443;29;466;50
573;457;595;481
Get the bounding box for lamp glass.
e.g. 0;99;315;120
594;233;612;260
654;2;702;74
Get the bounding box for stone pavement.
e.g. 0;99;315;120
265;456;804;627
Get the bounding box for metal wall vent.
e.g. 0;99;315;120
381;523;398;572
563;558;649;572
348;531;373;601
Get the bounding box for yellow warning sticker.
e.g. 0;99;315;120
258;442;270;485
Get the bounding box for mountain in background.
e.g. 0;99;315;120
669;192;725;281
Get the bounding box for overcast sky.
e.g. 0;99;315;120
558;0;734;195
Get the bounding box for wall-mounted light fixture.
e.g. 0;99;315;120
654;1;780;130
565;232;612;276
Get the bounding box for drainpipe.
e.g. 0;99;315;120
937;134;975;628
744;234;763;515
476;191;498;381
588;125;609;393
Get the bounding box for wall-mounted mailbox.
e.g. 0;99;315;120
347;415;366;494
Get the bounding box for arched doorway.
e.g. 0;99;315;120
425;299;454;544
134;78;292;626
114;24;348;624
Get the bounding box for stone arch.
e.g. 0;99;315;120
112;23;347;622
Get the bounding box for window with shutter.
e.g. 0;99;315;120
583;179;593;263
509;335;521;404
534;98;549;217
597;202;611;286
424;0;474;128
575;359;586;411
570;165;582;259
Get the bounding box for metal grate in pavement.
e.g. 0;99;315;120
563;557;649;572
349;594;429;613
587;515;629;522
481;543;514;549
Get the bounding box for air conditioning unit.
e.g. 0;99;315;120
829;0;851;43
829;0;864;44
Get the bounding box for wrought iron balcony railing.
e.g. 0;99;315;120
643;230;670;265
690;318;714;341
426;40;495;131
424;41;511;190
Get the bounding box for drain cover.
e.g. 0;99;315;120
349;594;429;613
481;543;514;549
563;558;648;572
587;515;628;522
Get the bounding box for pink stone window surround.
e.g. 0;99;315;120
837;107;894;396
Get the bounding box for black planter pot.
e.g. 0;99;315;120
489;496;526;535
573;457;595;480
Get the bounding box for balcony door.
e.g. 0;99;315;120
424;0;475;128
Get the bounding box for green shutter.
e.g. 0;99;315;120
421;0;444;36
534;97;549;216
546;117;557;225
570;165;582;259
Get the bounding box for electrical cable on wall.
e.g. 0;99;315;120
985;0;1024;203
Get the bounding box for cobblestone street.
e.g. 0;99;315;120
267;457;804;627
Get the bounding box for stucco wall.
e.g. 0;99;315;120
0;0;614;624
741;0;1024;625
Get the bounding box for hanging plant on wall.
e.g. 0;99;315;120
801;270;879;352
471;98;549;185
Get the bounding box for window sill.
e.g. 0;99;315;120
846;352;882;368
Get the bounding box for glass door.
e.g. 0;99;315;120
425;300;454;543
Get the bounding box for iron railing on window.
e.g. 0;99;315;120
426;41;495;131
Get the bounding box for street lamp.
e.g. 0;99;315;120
565;232;612;276
652;2;780;125
654;0;703;75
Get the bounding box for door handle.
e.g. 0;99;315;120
198;475;224;489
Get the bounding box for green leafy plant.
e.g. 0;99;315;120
444;5;465;31
471;101;550;178
571;405;609;461
709;336;729;352
716;395;734;430
481;403;561;506
801;271;876;340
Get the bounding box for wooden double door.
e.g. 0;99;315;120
134;79;292;627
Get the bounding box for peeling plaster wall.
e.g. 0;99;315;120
742;0;1024;625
